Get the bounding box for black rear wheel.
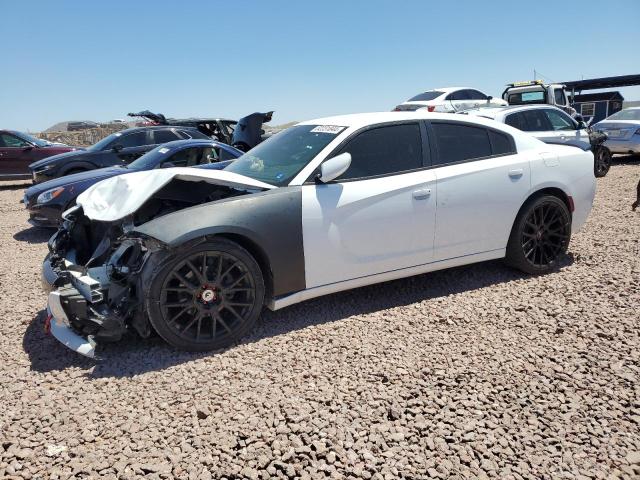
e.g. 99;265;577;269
594;146;611;178
146;238;264;351
505;195;571;274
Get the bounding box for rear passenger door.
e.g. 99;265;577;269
428;121;531;261
302;122;436;288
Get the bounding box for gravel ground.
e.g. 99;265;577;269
1;161;639;480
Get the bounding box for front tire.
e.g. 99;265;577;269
505;195;572;274
594;146;611;178
146;238;265;351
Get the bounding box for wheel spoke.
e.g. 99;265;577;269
164;301;191;308
168;306;190;325
181;312;202;333
173;271;197;289
225;271;248;290
219;261;239;283
186;260;205;283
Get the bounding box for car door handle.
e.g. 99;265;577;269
508;169;524;178
412;188;431;200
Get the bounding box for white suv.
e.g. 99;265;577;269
394;87;507;113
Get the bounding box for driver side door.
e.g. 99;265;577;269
301;122;436;289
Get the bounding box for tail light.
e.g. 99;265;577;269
427;106;436;112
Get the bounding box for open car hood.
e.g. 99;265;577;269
76;168;275;222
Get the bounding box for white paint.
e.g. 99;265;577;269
432;152;532;261
302;169;437;288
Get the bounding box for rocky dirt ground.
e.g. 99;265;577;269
0;160;639;480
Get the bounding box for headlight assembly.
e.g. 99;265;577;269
37;187;65;204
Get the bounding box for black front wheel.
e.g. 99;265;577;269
505;195;572;274
146;238;265;351
594;146;611;178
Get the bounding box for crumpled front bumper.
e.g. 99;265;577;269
47;290;97;358
42;253;107;358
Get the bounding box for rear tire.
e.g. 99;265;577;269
505;195;572;275
594;146;611;178
146;238;265;351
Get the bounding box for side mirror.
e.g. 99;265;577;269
317;152;351;183
22;145;34;152
112;144;123;152
574;114;584;123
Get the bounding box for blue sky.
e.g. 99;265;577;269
1;0;639;132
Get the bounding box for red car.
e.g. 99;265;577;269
0;130;78;180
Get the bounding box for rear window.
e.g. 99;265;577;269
508;90;546;105
407;91;444;102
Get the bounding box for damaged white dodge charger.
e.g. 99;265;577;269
43;112;596;357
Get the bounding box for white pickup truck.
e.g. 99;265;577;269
502;80;577;116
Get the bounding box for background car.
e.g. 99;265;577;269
394;87;507;113
128;110;238;144
24;139;242;227
461;104;611;177
67;121;101;131
43;112;595;357
594;107;640;156
28;126;211;183
0;130;78;180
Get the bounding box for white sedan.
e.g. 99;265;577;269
461;104;610;177
394;87;507;113
43;112;596;356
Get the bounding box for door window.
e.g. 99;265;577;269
446;90;471;101
505;112;528;131
518;110;550;131
333;123;423;181
467;90;488;100
544;109;575;131
114;131;147;148
0;133;29;148
431;123;492;165
488;130;516;155
161;147;208;167
153;129;180;144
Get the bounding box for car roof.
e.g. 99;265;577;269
118;125;201;134
461;104;567;119
299;111;508;129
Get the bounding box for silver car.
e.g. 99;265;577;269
594;107;640;155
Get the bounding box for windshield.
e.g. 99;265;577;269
607;109;640;121
87;132;121;151
13;131;51;147
407;91;444;102
224;124;344;186
508;89;546;105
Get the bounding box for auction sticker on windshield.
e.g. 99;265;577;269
310;125;346;134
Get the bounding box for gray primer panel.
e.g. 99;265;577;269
133;187;305;297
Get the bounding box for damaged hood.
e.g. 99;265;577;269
76;168;275;222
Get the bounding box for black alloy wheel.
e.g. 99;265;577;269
147;238;264;351
506;195;571;274
594;146;612;178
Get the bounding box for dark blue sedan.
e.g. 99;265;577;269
24;139;243;227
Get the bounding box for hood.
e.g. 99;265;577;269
25;166;125;201
76;167;275;222
29;149;88;169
